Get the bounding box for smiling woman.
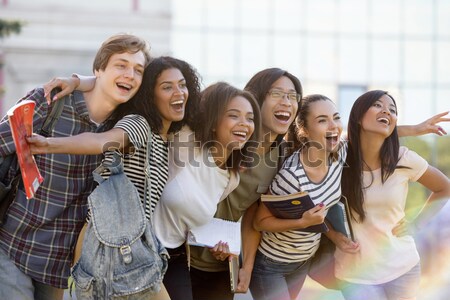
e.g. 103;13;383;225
337;90;450;300
153;81;261;300
249;93;350;300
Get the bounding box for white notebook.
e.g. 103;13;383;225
187;218;241;255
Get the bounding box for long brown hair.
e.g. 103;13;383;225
193;82;261;172
341;90;400;221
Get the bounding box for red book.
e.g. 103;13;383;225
7;100;44;199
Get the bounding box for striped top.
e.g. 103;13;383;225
103;114;169;219
258;142;348;263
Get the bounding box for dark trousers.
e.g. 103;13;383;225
190;267;234;300
163;245;193;300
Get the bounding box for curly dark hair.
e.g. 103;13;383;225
119;56;201;134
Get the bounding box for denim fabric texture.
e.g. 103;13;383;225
71;153;169;299
340;263;421;300
0;247;64;300
249;250;311;300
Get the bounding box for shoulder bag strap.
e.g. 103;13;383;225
143;129;153;218
40;89;66;137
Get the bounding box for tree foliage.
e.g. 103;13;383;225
0;19;23;38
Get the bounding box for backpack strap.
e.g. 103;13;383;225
40;89;66;137
91;152;125;185
143;129;152;218
0;155;15;182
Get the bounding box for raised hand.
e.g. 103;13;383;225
413;111;449;136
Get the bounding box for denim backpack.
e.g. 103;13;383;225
71;134;169;299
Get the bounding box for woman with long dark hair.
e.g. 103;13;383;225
337;90;450;300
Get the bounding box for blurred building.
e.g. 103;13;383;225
0;0;171;113
1;0;449;127
170;0;450;129
1;1;450;299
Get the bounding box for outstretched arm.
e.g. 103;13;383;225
398;111;449;137
27;128;130;155
43;74;96;104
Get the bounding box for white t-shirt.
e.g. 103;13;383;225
153;126;239;249
335;146;428;284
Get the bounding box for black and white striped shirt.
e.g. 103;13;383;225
259;142;348;263
104;114;169;219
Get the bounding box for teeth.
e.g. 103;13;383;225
117;83;131;90
274;111;291;117
326;133;338;138
377;117;390;125
171;100;184;105
233;131;247;137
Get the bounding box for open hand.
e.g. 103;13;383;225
414;111;449;136
43;76;80;104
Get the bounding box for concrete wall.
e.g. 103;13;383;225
0;0;172;114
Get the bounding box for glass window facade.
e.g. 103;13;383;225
171;0;449;133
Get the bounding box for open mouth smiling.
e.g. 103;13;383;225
326;133;339;143
171;99;185;110
117;83;132;91
377;117;390;125
274;111;291;122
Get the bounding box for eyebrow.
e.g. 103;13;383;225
226;108;254;115
375;100;396;107
271;88;297;93
315;113;339;119
159;78;186;85
115;58;145;68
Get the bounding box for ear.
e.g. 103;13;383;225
94;69;100;78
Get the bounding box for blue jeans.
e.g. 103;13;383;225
341;263;421;300
249;250;311;300
0;247;64;300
